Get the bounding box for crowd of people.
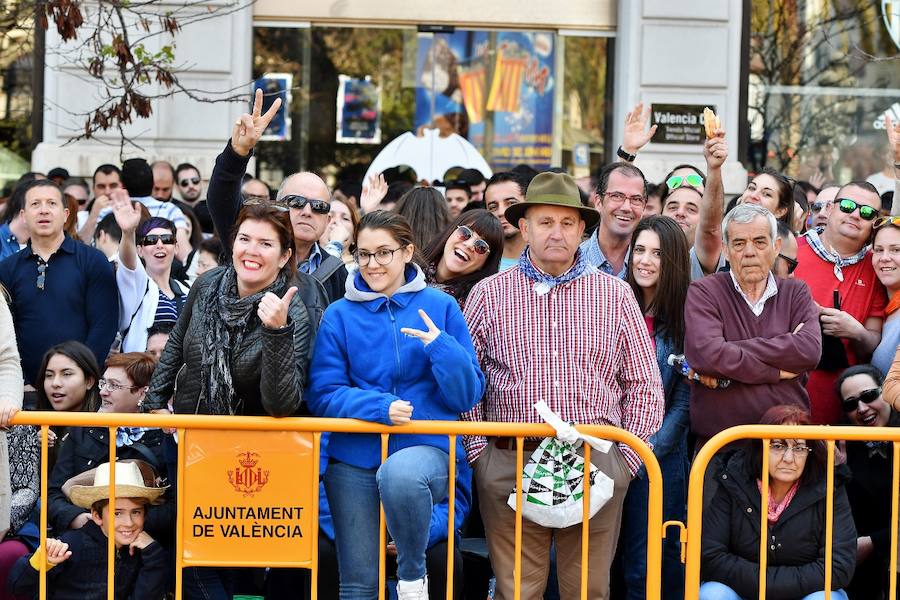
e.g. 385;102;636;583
0;87;899;600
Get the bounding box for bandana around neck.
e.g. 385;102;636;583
518;247;590;295
805;228;868;282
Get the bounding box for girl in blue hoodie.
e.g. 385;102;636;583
307;210;485;600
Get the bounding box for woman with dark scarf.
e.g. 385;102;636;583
418;209;503;308
141;202;312;600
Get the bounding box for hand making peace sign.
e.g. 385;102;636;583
400;309;442;346
231;87;283;157
257;286;297;330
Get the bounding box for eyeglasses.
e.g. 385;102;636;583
36;258;47;291
99;379;141;392
139;234;176;246
242;198;290;212
769;441;813;456
666;174;704;190
455;226;490;255
354;247;406;267
874;216;900;230
811;200;832;213
777;253;798;274
604;191;647;208
841;387;882;413
282;195;331;214
837;198;878;221
179;176;201;187
64;193;87;207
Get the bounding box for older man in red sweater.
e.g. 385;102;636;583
684;204;822;445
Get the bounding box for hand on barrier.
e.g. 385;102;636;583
400;309;441;346
44;538;72;566
389;400;413;425
0;402;19;429
258;286;297;330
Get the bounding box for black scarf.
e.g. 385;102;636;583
199;267;287;415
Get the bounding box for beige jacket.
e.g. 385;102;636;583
0;293;23;539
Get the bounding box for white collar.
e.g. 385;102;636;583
729;271;779;317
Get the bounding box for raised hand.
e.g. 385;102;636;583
400;309;441;346
110;189;141;233
704;130;728;171
45;538;72;565
622;102;657;156
360;173;388;214
257;286;297;330
388;400;413;425
231;87;283;157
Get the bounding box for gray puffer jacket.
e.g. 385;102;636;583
142;266;315;416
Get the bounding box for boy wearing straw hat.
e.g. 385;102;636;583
8;461;167;599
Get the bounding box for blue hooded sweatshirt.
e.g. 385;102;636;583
306;264;486;469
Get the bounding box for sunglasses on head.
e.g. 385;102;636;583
837;198;878;221
841;387;882;413
455;225;491;255
666;173;704;190
140;233;176;246
282;195;331;214
179;176;201;187
243;198;290;212
874;216;900;230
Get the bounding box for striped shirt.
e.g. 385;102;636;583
154;289;179;325
461;264;665;474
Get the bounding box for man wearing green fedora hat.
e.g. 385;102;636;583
462;170;664;600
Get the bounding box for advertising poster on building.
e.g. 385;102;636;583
253;73;292;142
336;75;382;144
414;30;555;170
181;429;317;567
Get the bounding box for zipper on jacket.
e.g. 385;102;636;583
386;304;402;396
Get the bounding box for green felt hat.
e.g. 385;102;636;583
504;171;599;229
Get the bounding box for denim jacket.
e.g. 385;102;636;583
647;333;690;459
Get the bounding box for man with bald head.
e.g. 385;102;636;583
206;91;348;302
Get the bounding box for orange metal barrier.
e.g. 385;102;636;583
9;411;665;600
684;425;900;600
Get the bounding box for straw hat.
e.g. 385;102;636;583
504;171;600;229
69;462;166;509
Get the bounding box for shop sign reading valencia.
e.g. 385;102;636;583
182;430;317;567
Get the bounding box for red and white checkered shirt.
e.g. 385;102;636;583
462;265;664;475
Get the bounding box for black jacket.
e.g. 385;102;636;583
141;266;312;416
206;141;348;303
8;521;166;600
46;427;173;542
701;451;857;599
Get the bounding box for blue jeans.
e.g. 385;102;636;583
182;567;235;600
324;446;449;600
619;443;687;600
698;581;849;600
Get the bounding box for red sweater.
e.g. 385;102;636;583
684;272;822;440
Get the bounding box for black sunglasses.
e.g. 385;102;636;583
841;387;882;413
179;176;201;187
140;233;176;246
282;195;331;214
778;253;798;275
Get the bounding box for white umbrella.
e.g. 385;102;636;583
363;128;493;184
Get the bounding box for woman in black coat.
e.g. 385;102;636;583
700;405;856;600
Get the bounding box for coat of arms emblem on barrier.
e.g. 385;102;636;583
228;451;270;496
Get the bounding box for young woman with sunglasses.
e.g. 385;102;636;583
837;365;899;599
307;211;484;600
869;216;900;376
112;193;190;353
620;215;691;600
699;405;856;600
419;209;503;308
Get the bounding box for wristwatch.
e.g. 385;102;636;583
617;146;637;162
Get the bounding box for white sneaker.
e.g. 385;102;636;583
396;575;429;600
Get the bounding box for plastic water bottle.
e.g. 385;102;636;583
667;354;731;389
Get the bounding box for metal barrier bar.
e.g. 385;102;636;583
892;442;899;600
580;443;591;600
107;427;117;600
757;440;769;599
446;435;457;600
685;424;900;600
13;412;663;600
312;432;321;600
379;433;388;600
824;441;835;600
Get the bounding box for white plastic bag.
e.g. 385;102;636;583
506;401;615;528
